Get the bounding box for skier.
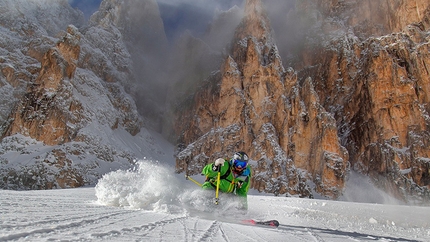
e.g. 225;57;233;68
201;151;252;209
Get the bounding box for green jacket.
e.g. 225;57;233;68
201;159;252;197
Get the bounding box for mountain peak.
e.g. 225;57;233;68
235;0;271;43
175;0;348;198
244;0;263;17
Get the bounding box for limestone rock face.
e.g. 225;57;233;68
293;0;430;201
0;0;84;132
2;26;81;145
175;0;430;202
0;0;165;190
314;0;429;37
175;0;348;198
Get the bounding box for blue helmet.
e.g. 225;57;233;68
232;151;249;169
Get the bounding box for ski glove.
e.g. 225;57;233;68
214;158;225;166
212;158;225;171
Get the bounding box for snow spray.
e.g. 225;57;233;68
95;160;183;212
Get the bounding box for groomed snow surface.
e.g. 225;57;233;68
1;160;429;242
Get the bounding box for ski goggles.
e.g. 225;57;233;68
233;159;247;169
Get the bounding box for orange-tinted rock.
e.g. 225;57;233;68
2;26;81;146
175;0;348;198
295;1;430;201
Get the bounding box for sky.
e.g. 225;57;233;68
1;159;429;241
68;0;102;20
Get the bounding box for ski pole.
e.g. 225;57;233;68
185;174;202;187
214;167;221;205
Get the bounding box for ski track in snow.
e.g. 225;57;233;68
1;160;429;241
2;187;429;242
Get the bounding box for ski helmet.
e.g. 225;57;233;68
232;151;249;169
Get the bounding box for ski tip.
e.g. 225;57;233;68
260;220;279;227
269;220;280;227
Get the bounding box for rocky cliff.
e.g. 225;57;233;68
175;0;430;202
175;0;348;198
0;0;169;189
293;0;430;202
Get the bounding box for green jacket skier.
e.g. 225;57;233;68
201;151;252;208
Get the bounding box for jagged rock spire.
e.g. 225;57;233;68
231;0;280;74
234;0;272;43
175;0;348;198
244;0;263;17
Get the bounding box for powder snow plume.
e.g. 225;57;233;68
95;160;184;212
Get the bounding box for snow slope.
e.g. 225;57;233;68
1;159;429;242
